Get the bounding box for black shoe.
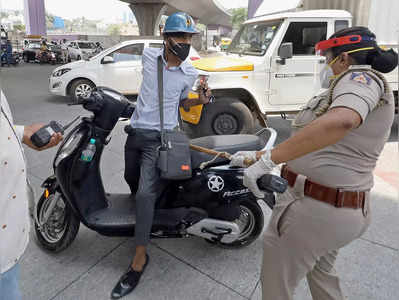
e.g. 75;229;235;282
110;254;150;299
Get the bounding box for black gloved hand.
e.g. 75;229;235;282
82;91;104;113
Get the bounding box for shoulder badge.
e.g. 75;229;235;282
349;72;372;85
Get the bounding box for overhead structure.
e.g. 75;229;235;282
120;0;232;36
23;0;46;36
248;0;264;19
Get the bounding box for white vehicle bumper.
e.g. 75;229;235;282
49;76;67;96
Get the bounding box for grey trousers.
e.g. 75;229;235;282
261;173;371;300
124;128;166;246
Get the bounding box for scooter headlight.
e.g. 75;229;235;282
54;131;84;167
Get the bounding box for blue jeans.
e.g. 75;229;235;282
0;263;22;300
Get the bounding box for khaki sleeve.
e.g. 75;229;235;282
329;71;382;122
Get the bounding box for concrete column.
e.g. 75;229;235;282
129;3;167;36
248;0;264;19
24;0;47;36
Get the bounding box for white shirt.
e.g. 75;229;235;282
0;90;31;274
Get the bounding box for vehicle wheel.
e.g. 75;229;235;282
184;98;254;138
70;79;95;102
34;192;80;253
23;54;29;63
205;199;264;249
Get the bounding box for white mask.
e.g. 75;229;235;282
319;64;335;89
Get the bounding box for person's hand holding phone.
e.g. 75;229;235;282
198;75;213;104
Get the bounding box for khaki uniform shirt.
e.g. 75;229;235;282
0;90;31;274
287;66;394;191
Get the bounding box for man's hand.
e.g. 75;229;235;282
22;123;63;151
198;79;212;104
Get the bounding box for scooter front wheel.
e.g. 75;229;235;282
205;199;264;249
34;191;80;253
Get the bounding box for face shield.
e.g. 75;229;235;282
314;35;376;90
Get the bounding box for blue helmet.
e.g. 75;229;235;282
163;12;198;34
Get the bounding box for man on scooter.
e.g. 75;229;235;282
39;40;49;62
111;12;212;299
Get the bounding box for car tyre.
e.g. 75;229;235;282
70;79;95;102
184;98;254;138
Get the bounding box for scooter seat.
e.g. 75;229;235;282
190;134;263;169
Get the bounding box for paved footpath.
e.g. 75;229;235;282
1;64;398;300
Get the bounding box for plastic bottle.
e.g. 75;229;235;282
80;138;96;162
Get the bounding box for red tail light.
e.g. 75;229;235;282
190;57;200;61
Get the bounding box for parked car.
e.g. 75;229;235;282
67;41;97;61
49;39;201;101
23;43;41;62
22;37;42;50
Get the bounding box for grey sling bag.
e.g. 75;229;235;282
157;55;192;180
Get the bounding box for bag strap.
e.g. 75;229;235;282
157;55;165;147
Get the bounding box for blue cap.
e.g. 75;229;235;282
163;12;199;34
90;138;96;144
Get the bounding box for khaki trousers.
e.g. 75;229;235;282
261;174;371;300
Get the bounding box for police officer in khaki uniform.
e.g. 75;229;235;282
230;27;398;300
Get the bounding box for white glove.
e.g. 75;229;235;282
229;151;257;168
243;150;276;198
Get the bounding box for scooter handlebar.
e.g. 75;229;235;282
257;174;288;194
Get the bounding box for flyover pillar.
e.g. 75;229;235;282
24;0;47;36
129;2;168;36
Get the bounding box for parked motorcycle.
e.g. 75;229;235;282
0;50;20;66
36;50;57;65
49;45;66;64
34;87;286;253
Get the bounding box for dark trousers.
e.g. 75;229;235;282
124;127;165;246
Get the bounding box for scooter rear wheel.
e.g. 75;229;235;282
34;192;80;253
206;199;264;249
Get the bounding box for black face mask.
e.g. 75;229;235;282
167;38;191;61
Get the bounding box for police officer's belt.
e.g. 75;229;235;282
281;165;366;209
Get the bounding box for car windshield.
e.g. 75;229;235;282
78;42;95;49
228;21;282;56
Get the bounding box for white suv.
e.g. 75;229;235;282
67;40;97;61
49;39;201;101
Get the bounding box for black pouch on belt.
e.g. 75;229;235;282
156;56;192;180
